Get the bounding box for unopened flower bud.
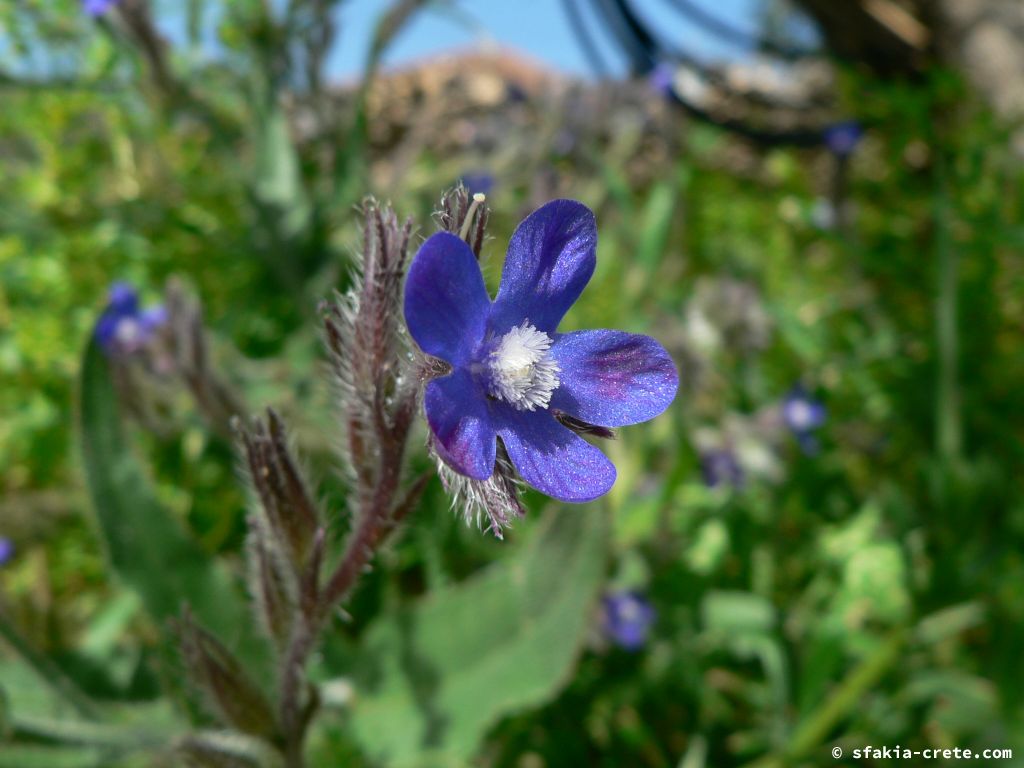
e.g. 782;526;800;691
175;610;279;740
236;411;321;572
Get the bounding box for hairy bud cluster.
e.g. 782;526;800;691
322;202;421;517
174;609;279;741
435;184;490;260
174;201;434;767
235;409;325;648
103;278;245;441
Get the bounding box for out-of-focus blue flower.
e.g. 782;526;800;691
95;282;167;356
404;200;678;502
139;304;169;331
107;281;137;310
648;62;676;100
823;121;864;157
782;385;826;454
95;282;139;350
602;591;656;651
504;82;529;104
460;172;495;196
0;538;14;566
83;0;119;16
700;448;744;489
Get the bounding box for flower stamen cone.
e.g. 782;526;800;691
484;321;560;411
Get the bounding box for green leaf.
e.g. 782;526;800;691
904;670;997;733
0;654;180;767
77;339;257;658
252;99;310;242
0;614;98;719
2;708;180;767
348;508;608;766
702;591;776;637
915;601;986;645
0;745;108;768
636;179;678;273
11;708;176;750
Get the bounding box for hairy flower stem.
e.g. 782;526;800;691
278;618;316;768
321;472;399;610
270;202;424;768
276;428;422;768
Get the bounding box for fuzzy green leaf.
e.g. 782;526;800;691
0;745;108;768
77;339;255;657
349;508;608;766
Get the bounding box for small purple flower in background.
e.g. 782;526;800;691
648;62;676;100
823;121;864;158
504;82;529;104
460;171;495;196
782;385;826;454
647;62;708;107
83;0;119;16
404;199;678;505
95;281;168;356
0;538;14;567
602;592;656;651
109;281;138;311
700;448;744;489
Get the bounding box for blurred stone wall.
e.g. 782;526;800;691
795;0;1023;148
937;0;1024;125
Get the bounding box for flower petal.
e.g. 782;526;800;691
489;200;596;335
404;232;490;366
425;369;496;480
492;404;615;502
550;330;678;427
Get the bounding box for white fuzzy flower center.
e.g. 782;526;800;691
486;321;560;411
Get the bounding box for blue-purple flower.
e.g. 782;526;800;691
0;538;14;567
95;281;168;356
602;591;656;651
782;385;826;454
460;171;495;196
823;121;864;158
700;448;744;489
648;62;676;100
404;200;678;502
83;0;119;16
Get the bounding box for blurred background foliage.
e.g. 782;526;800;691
2;0;1024;766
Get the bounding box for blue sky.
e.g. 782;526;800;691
326;0;812;80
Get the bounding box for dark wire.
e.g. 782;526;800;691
604;1;803;111
659;79;825;147
595;0;658;73
604;0;753;85
660;0;818;61
603;0;660;73
560;0;612;78
580;0;833;147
